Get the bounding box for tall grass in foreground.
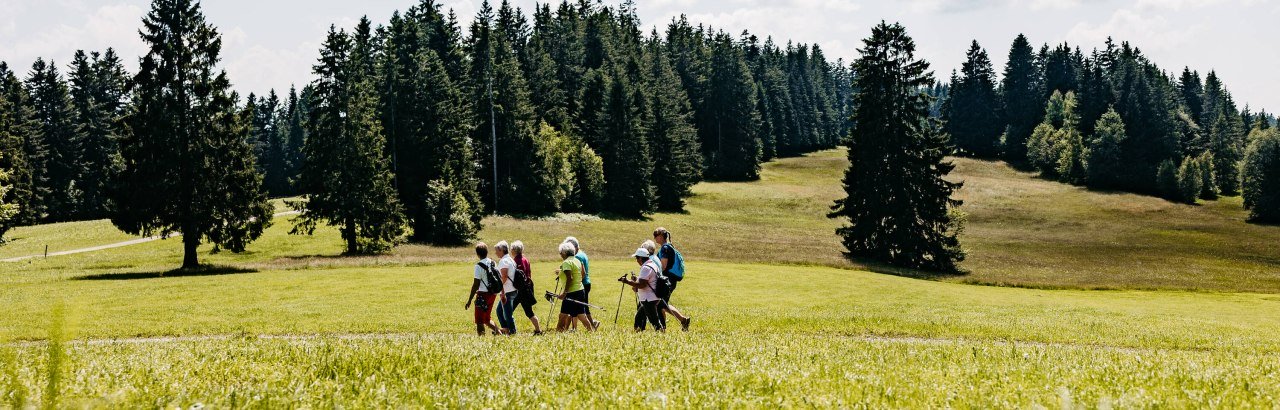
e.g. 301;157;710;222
0;333;1276;407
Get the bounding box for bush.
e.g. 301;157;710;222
566;142;606;213
1176;157;1203;204
532;123;575;211
1243;130;1280;223
418;180;479;245
1027;123;1059;175
1085;109;1126;187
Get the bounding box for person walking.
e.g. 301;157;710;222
494;241;519;335
653;227;692;331
554;241;595;332
620;247;665;332
510;241;543;335
464;242;502;336
564;236;600;329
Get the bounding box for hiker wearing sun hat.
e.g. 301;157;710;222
619;247;666;332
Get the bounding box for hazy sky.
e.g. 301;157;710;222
2;0;1277;111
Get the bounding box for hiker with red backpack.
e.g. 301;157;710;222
653;227;692;331
510;240;543;335
464;242;503;336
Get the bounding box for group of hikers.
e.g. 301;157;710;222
465;227;692;336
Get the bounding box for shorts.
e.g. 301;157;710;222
514;289;538;317
560;290;588;317
634;300;666;331
663;280;678;303
474;293;497;324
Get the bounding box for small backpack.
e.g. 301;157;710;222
666;244;686;282
477;261;502;294
513;261;535;293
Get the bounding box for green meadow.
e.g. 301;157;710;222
3;150;1280;407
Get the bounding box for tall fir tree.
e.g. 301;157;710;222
702;31;762;180
1001;34;1042;164
645;34;703;211
67;49;128;220
1179;67;1205;127
944;40;1003;158
0;63;42;227
830;22;964;272
293;27;406;254
25;58;83;222
113;0;272;269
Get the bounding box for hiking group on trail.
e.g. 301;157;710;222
465;227;692;336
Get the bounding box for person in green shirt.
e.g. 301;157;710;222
554;241;595;332
564;236;600;329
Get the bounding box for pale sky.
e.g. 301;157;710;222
2;0;1277;112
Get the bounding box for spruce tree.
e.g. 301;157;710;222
599;66;654;217
645;35;702;212
1242;129;1280;223
68;49;128;219
1001;34;1042;164
25;59;83;222
0;153;17;234
113;0;272;269
944;40;1003;158
703;32;762;180
1209;111;1246;195
0;63;42;226
830;22;964;272
293;27;406;254
1179;68;1205;127
1085;108;1126;187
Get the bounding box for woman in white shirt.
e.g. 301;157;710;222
494;241;520;335
618;247;665;332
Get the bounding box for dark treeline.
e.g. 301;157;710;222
0;0;852;255
281;0;855;252
942;36;1279;215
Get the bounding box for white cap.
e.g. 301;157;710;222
632;248;650;258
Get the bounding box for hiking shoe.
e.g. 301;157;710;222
533;330;544;336
681;317;691;331
591;320;601;329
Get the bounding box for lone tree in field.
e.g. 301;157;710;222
112;0;272;269
1243;129;1280;223
292;27;406;254
830;22;965;272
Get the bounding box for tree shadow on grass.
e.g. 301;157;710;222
853;259;969;281
71;265;257;281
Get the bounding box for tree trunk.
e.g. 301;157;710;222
182;231;200;270
344;219;357;255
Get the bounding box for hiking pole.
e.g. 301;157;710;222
544;291;607;311
612;271;633;328
546;274;560;320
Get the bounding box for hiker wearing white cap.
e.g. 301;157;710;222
618;247;666;332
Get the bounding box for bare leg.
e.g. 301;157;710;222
475;323;485;336
575;314;596;331
557;314;572;332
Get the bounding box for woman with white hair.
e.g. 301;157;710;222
563;236;599;329
619;247;666;332
554;241;594;331
493;241;518;335
510;240;543;335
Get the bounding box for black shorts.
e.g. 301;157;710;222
663;280;678;303
514;289;537;317
560;290;588;316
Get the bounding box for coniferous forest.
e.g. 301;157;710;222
2;0;1279;265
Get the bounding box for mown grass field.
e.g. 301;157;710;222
2;150;1280;407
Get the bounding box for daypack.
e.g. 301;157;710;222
513;262;535;293
644;260;672;298
477;261;502;294
666;243;686;281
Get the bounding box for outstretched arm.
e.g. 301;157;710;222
465;278;480;310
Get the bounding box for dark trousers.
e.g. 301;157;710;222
633;300;666;331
